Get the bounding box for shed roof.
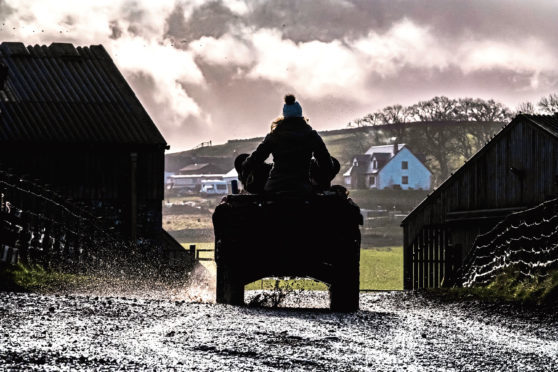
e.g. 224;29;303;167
0;42;166;146
402;114;558;225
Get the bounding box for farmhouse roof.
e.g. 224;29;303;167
179;163;211;172
350;154;371;175
0;42;166;147
353;154;371;164
370;152;391;169
402;113;558;225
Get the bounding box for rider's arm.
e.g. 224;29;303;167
242;134;273;170
311;130;333;171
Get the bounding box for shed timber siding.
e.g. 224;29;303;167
401;114;558;289
0;42;168;240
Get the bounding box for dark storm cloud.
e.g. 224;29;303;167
166;1;239;43
168;0;558;47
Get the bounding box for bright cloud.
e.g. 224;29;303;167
1;0;557;149
189;34;253;66
113;37;204;121
246;28;368;100
1;0;204;125
352;19;452;76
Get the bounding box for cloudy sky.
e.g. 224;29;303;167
1;0;557;151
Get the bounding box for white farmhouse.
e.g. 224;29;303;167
343;144;431;190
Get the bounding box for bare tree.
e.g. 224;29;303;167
516;101;536;114
363;112;386;126
537;93;558;114
347;96;510;184
381;104;413;124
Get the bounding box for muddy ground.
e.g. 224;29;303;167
1;290;557;371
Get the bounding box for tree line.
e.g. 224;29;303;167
517;93;558;115
344;94;558;185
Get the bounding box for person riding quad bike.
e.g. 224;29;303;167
235;94;340;194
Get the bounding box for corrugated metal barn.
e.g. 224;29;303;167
402;114;558;289
0;42;167;241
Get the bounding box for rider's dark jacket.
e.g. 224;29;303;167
242;117;334;193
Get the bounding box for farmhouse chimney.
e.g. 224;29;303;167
393;142;399;156
0;62;8;90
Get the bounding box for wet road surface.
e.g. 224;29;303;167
1;291;557;371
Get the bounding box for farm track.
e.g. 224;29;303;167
1;291;557;371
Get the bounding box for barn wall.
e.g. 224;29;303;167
0;145;165;239
402;118;558;289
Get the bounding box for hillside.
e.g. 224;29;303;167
165;121;503;185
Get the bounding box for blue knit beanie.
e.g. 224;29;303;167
283;94;303;118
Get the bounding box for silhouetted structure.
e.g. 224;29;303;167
402;114;558;289
213;193;362;311
0;42;167;241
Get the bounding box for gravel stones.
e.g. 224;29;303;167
0;291;556;370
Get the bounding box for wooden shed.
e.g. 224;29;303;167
401;114;558;289
0;42;168;241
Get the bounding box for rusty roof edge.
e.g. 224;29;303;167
400;114;527;226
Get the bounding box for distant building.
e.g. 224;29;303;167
167;173;227;192
178;163;226;175
165;154;234;175
222;168;239;184
167;167;239;194
343;144;431;190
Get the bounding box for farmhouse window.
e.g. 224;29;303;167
373;160;378;169
402;176;408;184
370;176;375;185
402;161;408;169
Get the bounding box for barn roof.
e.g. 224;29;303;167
402;113;558;224
0;42;167;147
526;114;558;138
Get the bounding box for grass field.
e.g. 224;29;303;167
0;263;90;292
182;243;403;291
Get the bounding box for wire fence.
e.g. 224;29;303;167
0;169;159;274
460;197;558;287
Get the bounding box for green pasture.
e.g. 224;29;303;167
0;263;90;292
182;243;403;291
